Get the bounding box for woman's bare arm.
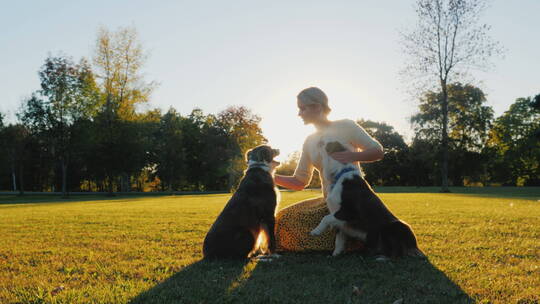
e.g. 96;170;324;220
274;174;306;191
330;145;384;164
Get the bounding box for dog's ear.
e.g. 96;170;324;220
245;149;254;162
325;141;346;154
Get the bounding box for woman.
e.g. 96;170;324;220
274;87;384;251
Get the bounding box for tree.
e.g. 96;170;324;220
0;115;10;190
408;138;440;186
532;94;540;140
19;56;99;197
357;120;410;186
276;151;301;177
0;124;31;194
401;0;503;191
532;94;540;111
199;114;238;190
487;97;540;186
411;83;494;185
412;83;493;150
92;26;156;194
93;26;155;120
178;108;212;191
151;108;186;191
217;106;267;190
65;118;96;191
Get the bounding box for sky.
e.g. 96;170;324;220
1;0;538;160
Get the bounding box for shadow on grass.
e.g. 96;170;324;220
129;259;250;304
0;192;231;206
0;194;172;206
129;253;474;304
374;186;540;200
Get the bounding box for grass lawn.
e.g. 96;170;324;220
1;188;539;303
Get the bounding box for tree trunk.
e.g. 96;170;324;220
61;160;68;198
11;164;17;192
18;165;24;196
440;80;451;193
107;174;115;196
105;93;115;197
120;173;130;192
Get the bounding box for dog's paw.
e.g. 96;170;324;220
254;254;281;262
331;249;344;257
310;228;323;236
254;256;274;263
375;255;390;262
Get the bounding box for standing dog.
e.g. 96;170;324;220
203;145;280;259
310;140;423;258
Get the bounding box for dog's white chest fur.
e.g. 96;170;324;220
274;186;281;213
326;165;360;213
321;141;362;213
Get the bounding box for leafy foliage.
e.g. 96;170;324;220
93;26;155;120
412;83;493;151
275;88;538;188
217;106;267;190
411;83;495;186
358;120;410;186
0;23;536;191
487;97;540;186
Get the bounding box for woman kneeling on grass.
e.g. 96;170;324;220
274;87;384;252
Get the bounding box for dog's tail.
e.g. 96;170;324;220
378;221;424;258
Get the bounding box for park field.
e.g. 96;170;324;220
0;188;539;303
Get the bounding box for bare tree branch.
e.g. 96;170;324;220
399;0;504;191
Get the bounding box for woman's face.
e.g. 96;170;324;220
297;100;323;125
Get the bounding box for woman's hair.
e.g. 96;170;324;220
297;87;331;114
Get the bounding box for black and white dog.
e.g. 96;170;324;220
310;140;423;258
203;145;281;260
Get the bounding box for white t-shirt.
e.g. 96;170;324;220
293;119;382;197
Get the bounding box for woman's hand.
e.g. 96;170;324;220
274;174;306;191
330;151;359;164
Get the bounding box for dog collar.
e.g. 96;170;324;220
330;167;357;190
247;161;270;171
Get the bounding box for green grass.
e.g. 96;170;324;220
1;188;539;303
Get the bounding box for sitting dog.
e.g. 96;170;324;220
203;145;280;259
310;140;424;258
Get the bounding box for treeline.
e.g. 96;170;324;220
2;76;538;192
0;27;265;195
0;105;266;194
1;26;539;193
277;84;540;187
